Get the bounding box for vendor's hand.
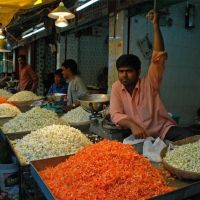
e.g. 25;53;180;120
131;124;148;139
63;106;72;112
146;9;158;24
64;103;77;112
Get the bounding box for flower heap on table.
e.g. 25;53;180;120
0;103;21;117
164;141;200;173
3;107;67;133
0;89;13;99
14;124;92;162
8;90;41;102
61;106;90;124
41;140;175;200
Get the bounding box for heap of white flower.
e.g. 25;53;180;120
0;103;21;117
0;89;13;99
164;141;200;173
61;106;90;124
14;125;92;162
3;107;67;133
8;91;41;102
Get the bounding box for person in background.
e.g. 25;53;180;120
43;70;54;95
18;55;38;92
62;59;88;109
6;72;19;93
110;10;195;142
0;73;10;88
0;72;5;79
48;69;68;95
10;72;18;81
97;67;108;93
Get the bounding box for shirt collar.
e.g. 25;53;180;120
54;83;62;88
120;79;140;91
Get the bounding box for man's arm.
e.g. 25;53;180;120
75;78;88;100
148;10;164;51
27;66;38;92
147;10;167;91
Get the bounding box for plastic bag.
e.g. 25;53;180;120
143;137;167;162
123;134;154;145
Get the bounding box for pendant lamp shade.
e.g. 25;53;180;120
48;2;75;19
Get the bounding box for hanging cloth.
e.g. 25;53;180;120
0;0;54;27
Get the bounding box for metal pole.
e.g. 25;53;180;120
154;0;157;10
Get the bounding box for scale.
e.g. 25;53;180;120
79;94;131;141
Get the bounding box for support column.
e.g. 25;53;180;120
108;10;128;93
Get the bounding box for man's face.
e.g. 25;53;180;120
54;75;62;85
62;67;70;79
118;67;139;87
18;57;26;67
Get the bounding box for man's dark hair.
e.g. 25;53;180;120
18;55;26;61
116;54;141;72
62;59;78;75
54;69;63;77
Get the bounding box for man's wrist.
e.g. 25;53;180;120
153;22;159;28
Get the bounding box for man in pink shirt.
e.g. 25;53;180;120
18;55;38;92
110;10;195;141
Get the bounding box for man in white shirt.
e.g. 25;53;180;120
62;59;88;109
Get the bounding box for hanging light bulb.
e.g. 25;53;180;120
48;2;75;20
0;28;5;39
55;16;69;28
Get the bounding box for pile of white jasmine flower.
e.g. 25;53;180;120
0;89;13;99
14;125;92;162
0;103;21;117
164;141;200;173
61;106;90;124
3;107;67;133
8;91;41;102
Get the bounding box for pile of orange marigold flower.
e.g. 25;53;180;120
0;96;13;105
40;140;175;200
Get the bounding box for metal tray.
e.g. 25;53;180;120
2;127;35;135
0;128;7;141
0;116;15;126
30;155;200;200
6;132;30;166
30;156;69;200
5;131;31;139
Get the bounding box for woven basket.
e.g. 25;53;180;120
161;135;200;180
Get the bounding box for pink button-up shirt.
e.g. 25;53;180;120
110;51;176;139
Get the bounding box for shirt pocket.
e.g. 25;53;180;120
138;105;152;122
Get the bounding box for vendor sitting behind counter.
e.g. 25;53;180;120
110;10;196;142
48;69;68;95
62;59;88;109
